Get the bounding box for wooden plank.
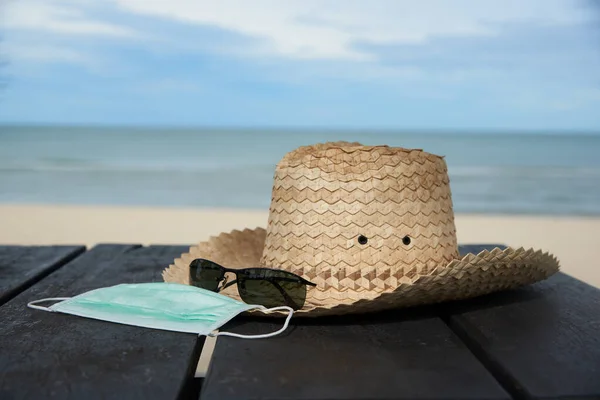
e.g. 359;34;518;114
201;308;510;400
442;272;600;399
0;244;204;400
0;245;85;306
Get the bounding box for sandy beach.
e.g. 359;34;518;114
1;204;599;288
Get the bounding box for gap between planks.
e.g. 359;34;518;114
440;313;530;400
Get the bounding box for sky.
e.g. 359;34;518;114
0;0;599;130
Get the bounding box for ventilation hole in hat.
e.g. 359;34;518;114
402;236;411;246
357;235;368;245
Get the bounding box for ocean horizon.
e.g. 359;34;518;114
1;125;599;216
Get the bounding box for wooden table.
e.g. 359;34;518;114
1;244;599;400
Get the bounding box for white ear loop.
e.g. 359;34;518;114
27;298;71;312
208;306;294;339
29;299;294;339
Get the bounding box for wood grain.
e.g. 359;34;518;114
442;272;600;399
0;244;203;400
0;245;85;306
201;308;509;400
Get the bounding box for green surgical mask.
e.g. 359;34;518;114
27;282;293;339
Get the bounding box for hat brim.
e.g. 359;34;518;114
162;227;559;317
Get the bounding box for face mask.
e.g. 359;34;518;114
27;282;293;339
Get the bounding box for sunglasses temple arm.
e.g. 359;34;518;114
286;276;317;287
269;279;302;310
218;279;238;292
221;278;300;309
302;279;317;286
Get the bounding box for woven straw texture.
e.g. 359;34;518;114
162;142;560;316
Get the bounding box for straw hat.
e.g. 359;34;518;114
162;141;559;316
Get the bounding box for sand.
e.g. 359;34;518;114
1;203;598;287
2;203;599;377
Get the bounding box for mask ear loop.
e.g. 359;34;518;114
208;306;294;339
27;298;71;312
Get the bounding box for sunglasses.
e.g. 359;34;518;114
189;258;317;310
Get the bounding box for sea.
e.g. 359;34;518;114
1;125;599;216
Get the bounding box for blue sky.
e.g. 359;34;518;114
1;0;599;130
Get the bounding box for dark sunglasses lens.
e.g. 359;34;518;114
189;259;224;291
237;270;308;310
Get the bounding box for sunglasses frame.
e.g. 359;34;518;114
189;258;317;309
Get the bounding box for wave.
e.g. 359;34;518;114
0;158;276;174
3;159;600;178
449;165;600;179
2;163;600;215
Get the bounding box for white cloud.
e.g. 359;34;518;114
1;0;135;70
2;0;135;37
0;0;594;86
110;0;590;60
1;0;591;63
3;43;89;64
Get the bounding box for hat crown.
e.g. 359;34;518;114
260;142;459;290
